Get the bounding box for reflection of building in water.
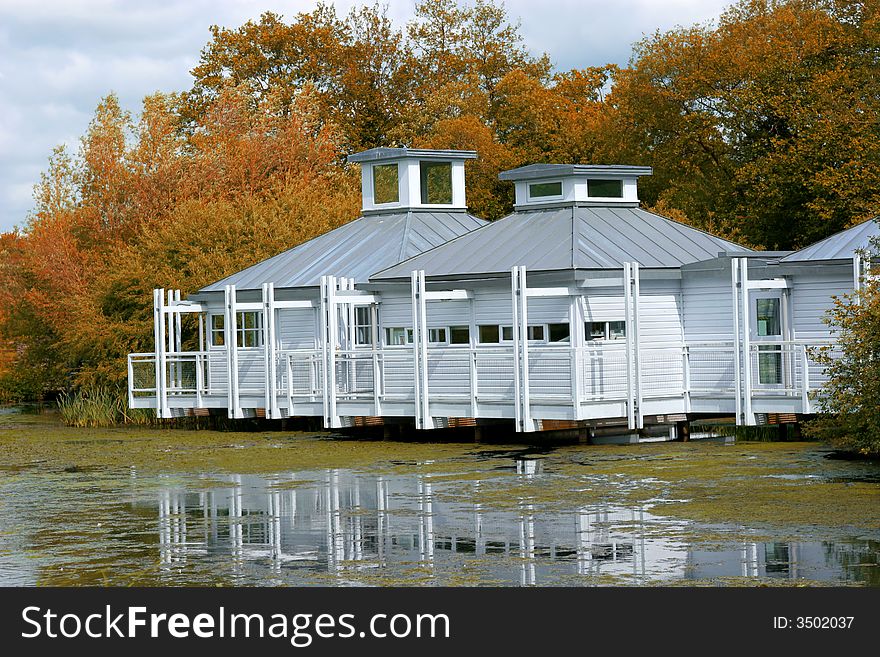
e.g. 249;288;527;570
687;541;841;581
153;462;850;585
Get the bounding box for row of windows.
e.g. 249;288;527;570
208;313;627;349
382;322;625;347
527;179;624;201
373;161;453;205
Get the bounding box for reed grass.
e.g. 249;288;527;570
57;387;153;428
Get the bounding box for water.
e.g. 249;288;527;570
0;411;879;586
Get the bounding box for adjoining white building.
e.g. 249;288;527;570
128;147;873;439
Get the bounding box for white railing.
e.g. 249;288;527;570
128;341;839;416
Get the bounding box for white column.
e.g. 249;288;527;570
154;289;167;418
731;259;743;425
632;263;643;429
624;263;635;430
739;259;754;425
410;270;430;429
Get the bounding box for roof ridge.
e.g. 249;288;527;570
398;210;414;262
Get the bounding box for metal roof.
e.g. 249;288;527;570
200;211;486;292
498;164;653;181
347;147;478;163
372;206;752;279
780;218;879;262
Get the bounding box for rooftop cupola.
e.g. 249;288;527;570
499;164;652;210
348;147;477;214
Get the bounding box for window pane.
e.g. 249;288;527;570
758;345;782;384
373;163;399;204
587;322;606;340
428;327;447;344
756;298;781;337
211;315;225;346
420;161;453;204
211;315;224;331
587;179;623;198
527;325;545;341
356;327;372;346
529;181;562;198
386;327;407;346
502;326;513;341
449;325;470;344
479;325;500;343
355;306;371;324
609;321;626;339
548;323;570;343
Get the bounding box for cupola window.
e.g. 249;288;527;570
528;181;563;199
587;179;623;198
373;163;399;204
420;161;453;204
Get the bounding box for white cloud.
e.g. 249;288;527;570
0;0;731;232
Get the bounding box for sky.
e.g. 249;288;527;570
0;0;732;232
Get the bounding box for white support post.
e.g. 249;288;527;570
731;259;743;425
739;258;754;425
153;289;165;418
624;263;635;430
226;284;241;419
167;290;175;396
323;276;340;428
510;266;535;432
632;263;643;430
682;345;691;413
410;270;431;430
570;295;584;419
519;266;533;432
469;294;478;418
511;267;522;432
371;303;381;417
411;271;422;430
261;283;275;419
418;272;430;428
800;344;811;414
853;254;862;295
319;277;329;425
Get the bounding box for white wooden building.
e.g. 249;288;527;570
128;147;871;438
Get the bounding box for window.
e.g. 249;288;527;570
420;161;453;204
586;320;626;341
354;306;373;346
528;181;563;199
548;323;570;343
428;327;447;344
237;311;263;347
211;314;225;346
756;298;781;337
449;325;470;344
385;327;412;346
373;163;399;204
587;179;623;198
527;325;544;341
479;324;500;344
756;297;782;385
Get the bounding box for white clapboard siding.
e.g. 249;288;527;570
474;288;514;325
426;299;471;327
638;280;684;398
208;350;228;393
681;270;736;393
237;349;266;393
277;308;317;349
790;271;846;342
379;295;412;330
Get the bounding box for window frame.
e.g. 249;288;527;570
585;320;627;342
527;180;564;201
354;305;374;347
210;311;264;349
419;160;454;205
586;178;624;199
372;162;400;205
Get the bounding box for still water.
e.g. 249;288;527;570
0;411;878;586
